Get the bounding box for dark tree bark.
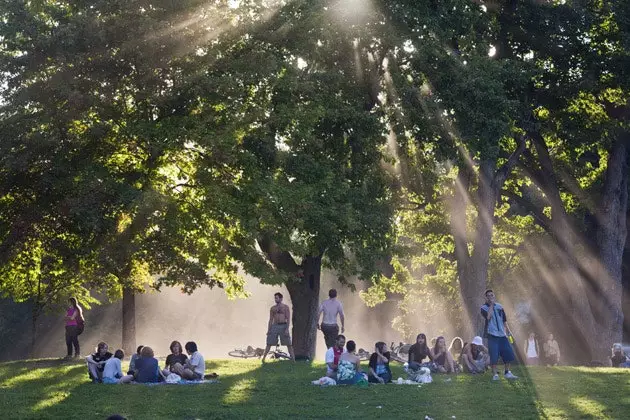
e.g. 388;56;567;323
592;136;628;359
285;255;321;359
122;288;136;353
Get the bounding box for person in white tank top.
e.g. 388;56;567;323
524;332;539;365
317;289;345;349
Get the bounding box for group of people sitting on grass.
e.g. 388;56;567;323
321;333;496;385
86;340;215;384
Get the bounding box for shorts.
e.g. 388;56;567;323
267;323;291;346
487;335;515;365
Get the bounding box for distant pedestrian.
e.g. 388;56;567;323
609;343;630;368
480;289;518;381
317;289;345;349
524;332;540;365
543;333;561;366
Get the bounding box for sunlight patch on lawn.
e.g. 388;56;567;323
221;378;257;405
32;390;71;411
570;395;608;418
1;367;59;388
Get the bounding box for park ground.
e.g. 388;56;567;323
0;359;629;419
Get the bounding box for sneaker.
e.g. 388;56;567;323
504;371;518;380
492;374;500;381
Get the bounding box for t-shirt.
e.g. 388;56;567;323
319;299;344;325
103;357;123;380
480;303;507;337
165;353;188;370
66;308;78;326
325;346;345;375
408;344;432;363
91;352;113;371
187;351;205;377
368;352;391;375
135;357;160;383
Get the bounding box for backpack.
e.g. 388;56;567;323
76;312;85;335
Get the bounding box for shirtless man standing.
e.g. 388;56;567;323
262;292;295;362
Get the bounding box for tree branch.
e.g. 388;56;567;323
257;235;300;273
493;135;527;191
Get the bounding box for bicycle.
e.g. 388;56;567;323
268;345;290;360
389;341;411;363
228;345;264;359
357;348;371;361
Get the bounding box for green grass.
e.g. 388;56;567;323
0;359;629;419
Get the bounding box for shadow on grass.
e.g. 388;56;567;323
1;358;627;419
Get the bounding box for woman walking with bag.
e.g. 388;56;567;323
64;297;83;359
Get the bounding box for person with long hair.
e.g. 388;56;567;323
408;333;435;371
448;337;464;361
162;341;188;377
336;340;365;385
64;297;83;358
368;341;392;384
433;336;457;373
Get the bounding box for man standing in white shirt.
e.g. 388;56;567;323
317;289;345;349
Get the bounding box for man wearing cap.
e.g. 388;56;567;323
480;289;518;381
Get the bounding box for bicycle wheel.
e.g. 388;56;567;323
228;350;247;358
272;351;290;360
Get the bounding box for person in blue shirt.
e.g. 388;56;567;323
480;289;518;381
133;346;163;383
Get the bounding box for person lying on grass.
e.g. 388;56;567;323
461;336;489;374
86;342;113;383
162;340;188;378
368;341;392;384
102;349;134;384
171;341;205;380
433;336;458;373
336;340;365;385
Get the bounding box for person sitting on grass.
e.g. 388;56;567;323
461;336;489;374
171;341;205;380
325;335;346;378
336;340;364;385
448;337;464;361
368;341;392;384
408;333;435;372
610;343;630;368
86;342;113;383
433;336;457;373
162;340;188;377
128;345;143;375
134;346;163;383
102;350;134;384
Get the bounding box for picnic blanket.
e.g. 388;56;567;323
142;379;219;386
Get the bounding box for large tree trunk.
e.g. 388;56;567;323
122;288;136;353
285;255;321;360
591;136;628;360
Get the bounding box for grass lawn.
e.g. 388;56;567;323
0;358;629;419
